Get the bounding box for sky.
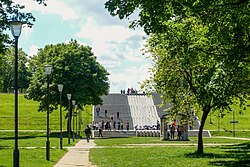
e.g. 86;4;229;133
12;0;152;93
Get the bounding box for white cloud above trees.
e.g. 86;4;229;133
13;0;150;92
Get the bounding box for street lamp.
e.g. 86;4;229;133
44;64;52;161
72;100;76;141
10;19;24;167
67;94;72;144
57;84;64;149
75;104;78;138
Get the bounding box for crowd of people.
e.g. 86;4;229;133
91;120;130;132
134;120;161;130
120;87;146;95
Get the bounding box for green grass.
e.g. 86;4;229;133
198;102;250;131
0;132;79;166
0;93;93;166
0;93;93;131
93;137;249;147
1;93;250;166
90;137;250;167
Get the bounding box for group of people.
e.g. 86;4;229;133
120;88;146;95
92;120;129;131
169;123;184;140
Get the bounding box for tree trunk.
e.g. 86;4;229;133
197;104;210;154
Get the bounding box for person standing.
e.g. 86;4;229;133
126;122;129;130
121;121;123;130
170;125;175;139
117;121;120;130
113;121;116;130
98;128;103;137
84;125;92;143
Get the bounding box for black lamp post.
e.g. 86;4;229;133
10;19;24;167
72;100;76;141
57;84;64;149
75;104;78;138
67;94;72;144
44;64;52;161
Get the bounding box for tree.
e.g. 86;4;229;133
142;17;250;154
25;40;110;131
0;0;46;52
105;0;250;154
0;48;30;92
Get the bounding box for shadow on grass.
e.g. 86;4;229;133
185;142;250;167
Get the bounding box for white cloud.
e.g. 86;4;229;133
75;17;146;68
109;63;152;93
21;25;33;39
27;45;39;57
13;0;79;20
75;17;143;42
13;0;152;93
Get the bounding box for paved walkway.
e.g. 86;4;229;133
54;139;96;167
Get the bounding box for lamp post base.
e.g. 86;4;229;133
60;137;63;149
46;140;50;161
68;136;70;144
13;149;19;167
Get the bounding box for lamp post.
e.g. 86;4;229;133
75;104;78;138
79;108;82;137
57;84;64;149
10;19;24;167
44;64;52;161
72;100;76;141
67;94;72;144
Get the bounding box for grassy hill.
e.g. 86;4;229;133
0;93;92;132
1;93;249;134
195;102;250;137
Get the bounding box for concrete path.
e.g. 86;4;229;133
54;139;96;167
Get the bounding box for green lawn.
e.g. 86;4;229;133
0;93;92;132
198;102;250;131
90;137;250;167
0;93;93;166
0;131;80;166
1;93;250;167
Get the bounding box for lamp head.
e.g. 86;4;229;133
67;94;72;100
72;100;76;105
10;20;24;38
57;84;64;92
44;64;53;75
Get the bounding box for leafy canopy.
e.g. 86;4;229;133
26;40;110;112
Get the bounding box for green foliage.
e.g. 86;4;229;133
26;40;109;112
105;0;250;154
0;48;30;92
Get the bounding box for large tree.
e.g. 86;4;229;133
143;17;250;154
0;48;30;92
25;40;110;131
105;0;250;154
